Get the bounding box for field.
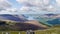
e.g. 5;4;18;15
0;31;26;34
0;26;60;34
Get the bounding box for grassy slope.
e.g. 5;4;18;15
0;20;60;34
0;26;60;34
35;25;60;34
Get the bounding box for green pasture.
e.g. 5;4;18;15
0;26;60;34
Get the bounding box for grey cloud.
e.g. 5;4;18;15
16;0;60;14
0;0;12;11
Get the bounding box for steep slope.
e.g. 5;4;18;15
8;20;48;31
24;20;48;28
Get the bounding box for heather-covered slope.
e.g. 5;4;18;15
0;20;48;31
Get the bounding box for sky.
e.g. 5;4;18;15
0;0;60;14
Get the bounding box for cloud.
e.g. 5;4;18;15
16;0;50;7
16;0;58;14
0;0;12;11
20;6;30;12
0;8;18;14
0;0;14;14
56;0;60;5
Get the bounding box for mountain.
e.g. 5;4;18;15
0;14;27;22
6;20;48;31
45;14;57;16
0;14;49;31
0;14;60;31
23;14;60;26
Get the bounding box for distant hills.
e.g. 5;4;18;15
0;14;48;31
0;14;60;25
0;14;59;25
0;14;27;22
0;14;59;31
23;14;60;26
